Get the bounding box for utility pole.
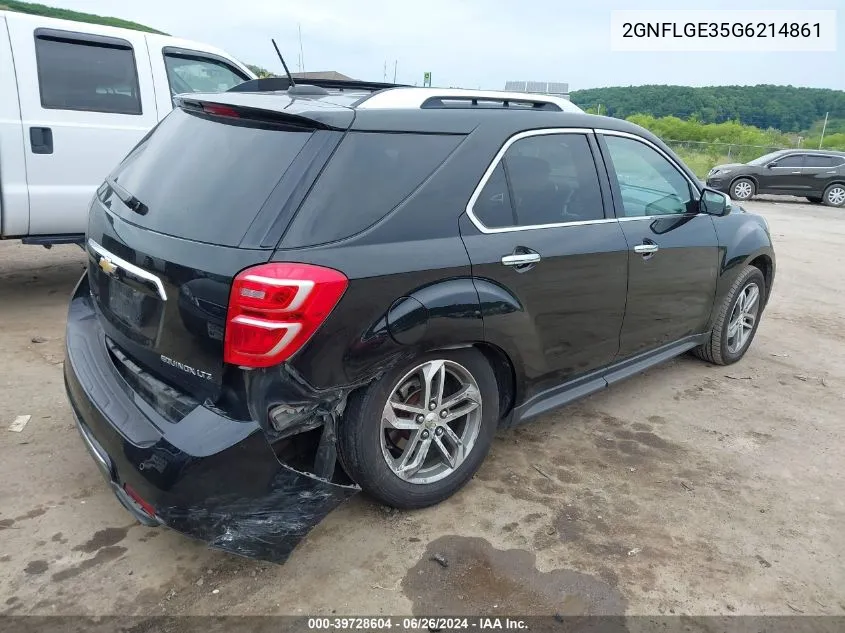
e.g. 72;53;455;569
393;60;398;83
819;111;829;149
383;60;387;82
298;24;305;72
596;103;602;116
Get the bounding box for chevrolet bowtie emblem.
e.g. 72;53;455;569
98;256;118;275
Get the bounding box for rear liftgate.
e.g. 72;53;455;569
82;96;364;562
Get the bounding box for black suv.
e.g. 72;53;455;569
64;80;775;562
707;149;845;206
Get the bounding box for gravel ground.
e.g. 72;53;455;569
0;197;843;618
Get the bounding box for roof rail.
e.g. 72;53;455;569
357;88;583;113
228;77;409;94
420;96;562;111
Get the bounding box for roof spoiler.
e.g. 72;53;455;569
174;96;341;130
228;77;410;94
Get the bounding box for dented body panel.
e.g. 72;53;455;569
65;276;358;563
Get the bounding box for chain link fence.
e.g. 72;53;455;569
662;139;795;178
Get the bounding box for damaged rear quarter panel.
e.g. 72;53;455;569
65;283;359;564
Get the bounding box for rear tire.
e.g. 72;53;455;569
730;178;755;201
693;266;766;366
337;348;498;509
822;184;845;207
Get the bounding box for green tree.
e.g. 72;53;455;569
246;64;275;78
571;85;845;133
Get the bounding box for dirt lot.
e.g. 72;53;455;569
1;198;843;618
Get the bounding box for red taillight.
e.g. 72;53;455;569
201;103;240;118
224;263;348;368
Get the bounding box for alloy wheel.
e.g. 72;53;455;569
379;359;482;484
727;282;760;354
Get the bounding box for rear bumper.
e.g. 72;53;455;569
64;274;358;563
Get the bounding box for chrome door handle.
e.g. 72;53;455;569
501;253;541;266
633;244;659;255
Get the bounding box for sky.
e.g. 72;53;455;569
47;0;845;91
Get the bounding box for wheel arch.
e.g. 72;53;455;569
729;174;758;193
823;181;845;197
708;212;775;331
472;342;517;423
345;275;526;424
748;253;774;303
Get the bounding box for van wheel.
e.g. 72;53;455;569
822;184;845;207
337;349;498;509
730;178;755;201
693;266;766;366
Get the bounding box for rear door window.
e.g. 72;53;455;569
34;31;141;114
473;133;605;228
282;132;463;246
105;108;312;246
163;52;248;95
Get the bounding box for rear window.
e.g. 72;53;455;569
282;132;463;247
107;108;311;246
805;155;842;168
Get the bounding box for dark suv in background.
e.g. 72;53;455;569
64;79;775;562
707;149;845;206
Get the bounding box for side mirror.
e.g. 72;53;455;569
766;162;778;169
700;188;730;216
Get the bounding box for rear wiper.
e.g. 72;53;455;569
107;177;148;216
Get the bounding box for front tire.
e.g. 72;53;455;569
693;266;766;366
822;184;845;207
337;348;498;509
730;178;755;201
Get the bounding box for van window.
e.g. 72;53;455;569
35;34;141;115
164;53;248;95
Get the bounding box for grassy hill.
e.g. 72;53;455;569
571;84;845;134
0;0;167;34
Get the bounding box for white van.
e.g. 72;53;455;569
0;11;255;245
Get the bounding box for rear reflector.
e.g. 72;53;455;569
224;263;348;368
123;484;156;518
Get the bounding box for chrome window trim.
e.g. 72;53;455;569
465;128;612;234
87;239;168;301
616;213;705;221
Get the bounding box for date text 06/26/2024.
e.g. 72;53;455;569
307;617;529;630
610;10;837;52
